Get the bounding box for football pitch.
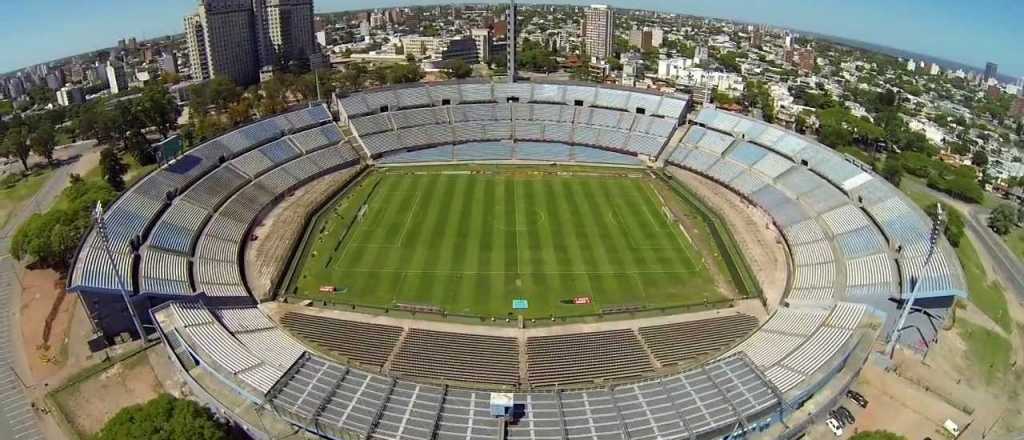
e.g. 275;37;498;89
291;166;727;318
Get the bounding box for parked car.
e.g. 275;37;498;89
826;418;844;437
829;410;845;427
847;389;869;407
836;406;856;425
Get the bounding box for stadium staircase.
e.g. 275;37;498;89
381;327;410;375
634;328;664;369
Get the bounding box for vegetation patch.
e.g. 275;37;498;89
956;319;1012;385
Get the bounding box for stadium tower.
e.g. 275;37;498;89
507;0;517;82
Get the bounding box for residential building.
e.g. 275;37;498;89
106;61;128;94
400;36;443;58
984;62;998;82
45;72;63;90
158;53;178;75
253;0;316;70
184;13;210;80
649;27;664;48
471;28;492;63
191;0;260;86
56;85;85;107
582;5;614;61
785;47;815;74
6;77;25;99
629;28;652;51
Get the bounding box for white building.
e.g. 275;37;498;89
105;61;128;94
56;85;85;107
906;59;916;72
184;14;209;80
471;28;492;63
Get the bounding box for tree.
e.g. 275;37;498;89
94;394;229;440
29;125;56;165
139;83;179;139
443;59;473;80
3;126;31;171
849;431;907;440
100;148;127;192
989;203;1020;235
880;157;903;187
926;202;965;247
10;178;116;270
971;150;989;168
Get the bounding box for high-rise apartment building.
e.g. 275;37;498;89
471;28;492;63
198;0;259;86
56;85;85;107
185;14;210;81
629;28;652;51
106;61;128;94
184;0;317;86
253;0;316;69
582;5;614;61
649;27;663;48
984;62;998;82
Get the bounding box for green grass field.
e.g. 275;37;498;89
292;166;727;318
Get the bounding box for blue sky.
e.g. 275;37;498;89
1;0;1021;77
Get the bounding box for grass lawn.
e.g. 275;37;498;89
956;238;1013;333
1003;227;1024;264
292;166;726;318
0;170;53;229
956;319;1013;385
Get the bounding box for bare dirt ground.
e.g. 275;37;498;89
667;168;789;313
18;270;72;381
845;362;970;439
52;348;163;438
245;168;360;301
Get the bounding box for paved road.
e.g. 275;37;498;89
903;179;1024;305
0;140;101;440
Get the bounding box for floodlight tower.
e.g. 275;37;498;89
93;202;147;341
507;0;517;83
885;204;945;358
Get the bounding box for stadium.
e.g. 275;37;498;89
67;80;967;440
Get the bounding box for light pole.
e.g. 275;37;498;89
886;203;945;359
93;202;147;342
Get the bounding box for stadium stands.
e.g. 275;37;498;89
526;329;655;387
157;300;782;440
390;329;520;386
76;87;970;440
281;312;403;369
340;81;688;160
639;314;758;366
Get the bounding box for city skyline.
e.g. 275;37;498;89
0;0;1021;78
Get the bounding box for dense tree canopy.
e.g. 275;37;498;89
10;178;116;270
989;203;1020;235
94;394;229;440
444;59;474;79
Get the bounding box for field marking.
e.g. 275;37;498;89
333;268;700;275
348;187;423;249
